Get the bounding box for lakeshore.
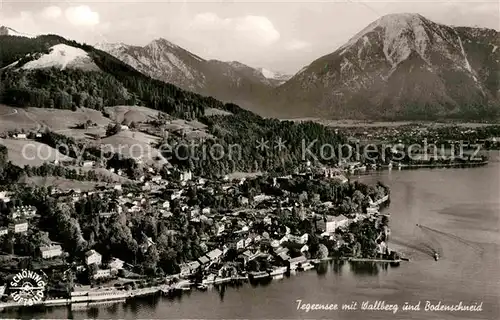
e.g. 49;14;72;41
343;160;488;176
381;161;488;170
1;155;498;319
0;160;490;316
0;257;405;312
0;159;398;313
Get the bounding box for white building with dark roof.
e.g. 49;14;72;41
9;220;28;234
40;245;63;259
325;215;349;233
206;248;223;261
85;249;102;266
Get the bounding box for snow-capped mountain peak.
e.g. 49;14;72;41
273;13;499;119
96;37;279;103
226;61;249;70
19;44;100;71
147;38;180;50
0;25;36;38
376;12;426;26
339;12;436;66
258;68;292;85
260;68;276;79
95;42;130;52
96;38;208;90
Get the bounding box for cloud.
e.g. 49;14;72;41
193;12;225;26
190;13;280;46
233;16;280;45
41;6;62;20
65;5;100;27
285;39;311;51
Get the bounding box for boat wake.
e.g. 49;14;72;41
391;223;484;260
390;237;439;258
416;224;484;255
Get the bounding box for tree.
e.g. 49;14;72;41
352;190;365;208
87;263;98;283
352;242;361;257
381;215;389;227
316;244;329;259
0;145;7;169
343;232;355;244
144;245;160;273
247;259;260;272
223;248;238;262
259;259;270;271
106;123;121;136
307;233;320;255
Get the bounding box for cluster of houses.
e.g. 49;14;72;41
0;205;37;237
0;200;70;261
5;132;43;140
83;249;125;280
346;124;500;151
172;191;389;280
0;157;392;290
82;164;388;280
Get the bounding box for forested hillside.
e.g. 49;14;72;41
168;113;348;176
0;34;348;180
0;35;247;119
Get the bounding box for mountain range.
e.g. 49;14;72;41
94;40;290;109
1;13;499;120
272;13;499;120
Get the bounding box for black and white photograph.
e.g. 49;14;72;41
0;0;498;319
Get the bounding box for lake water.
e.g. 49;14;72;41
3;152;500;319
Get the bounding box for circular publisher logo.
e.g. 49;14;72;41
9;270;46;306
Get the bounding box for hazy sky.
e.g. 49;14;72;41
1;1;498;73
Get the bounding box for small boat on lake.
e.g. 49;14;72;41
298;262;314;271
248;271;269;280
176;286;190;292
160;285;172;295
434;252;439;261
269;267;287;279
197;284;208;291
214;277;232;285
202;274;216;285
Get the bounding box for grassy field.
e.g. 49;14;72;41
56;126;107;140
0;138;74;166
104;105;163;124
0;105;173;169
227;171;263;180
1;105;215;143
164;119;214;140
80;167;132;183
25;107;111;130
0;105;40;132
205;107;233;116
0;105;112;133
22;171;130;188
100;130;168;167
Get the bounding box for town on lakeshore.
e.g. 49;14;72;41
0;115;497;311
0;155;397;310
